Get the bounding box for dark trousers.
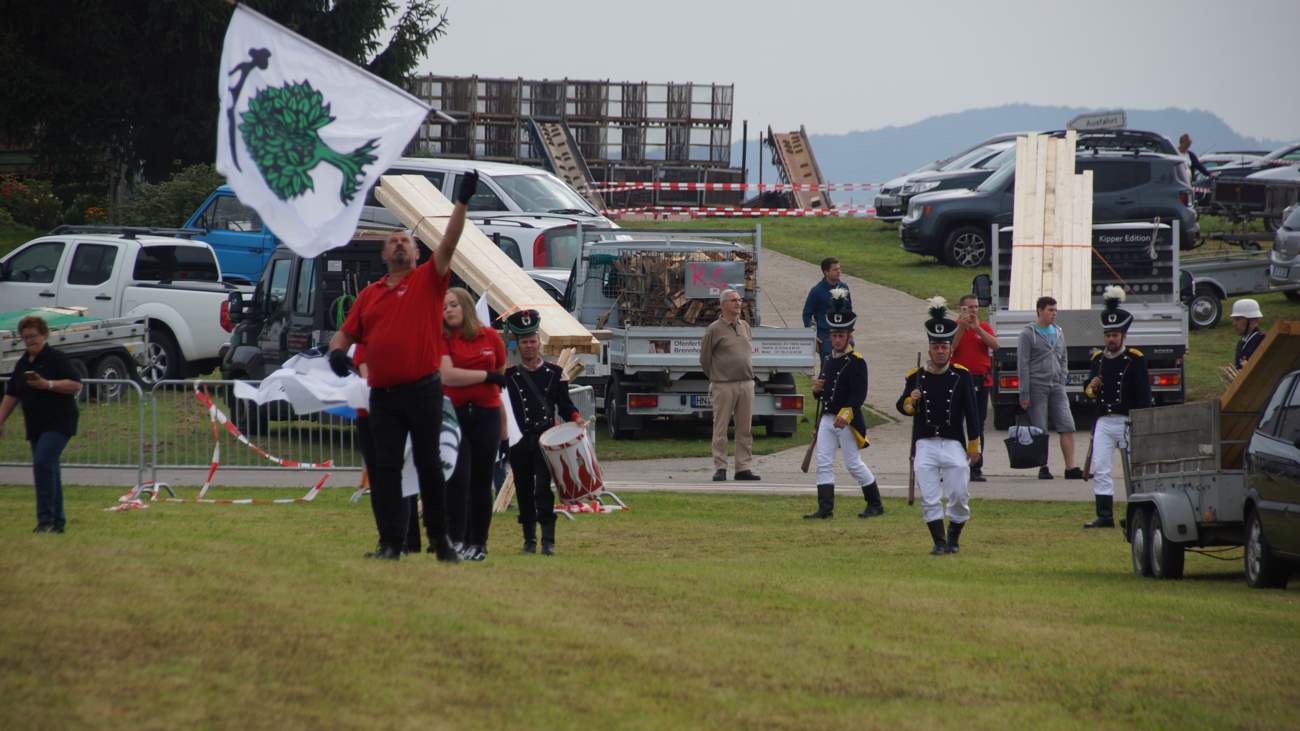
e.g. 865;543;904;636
509;434;556;528
356;413;420;551
367;378;445;551
447;403;500;549
32;431;70;529
972;380;990;470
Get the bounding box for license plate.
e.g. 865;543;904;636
1271;264;1290;279
690;394;711;408
876;195;901;207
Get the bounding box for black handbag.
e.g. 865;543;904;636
1004;412;1049;469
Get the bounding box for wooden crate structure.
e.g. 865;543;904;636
613;250;756;327
1009;132;1094;310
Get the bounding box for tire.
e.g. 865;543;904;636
992;403;1016;431
91;354;130;402
1149;510;1185;580
1245;509;1290;589
232;398;270;437
1285;289;1300;303
605;380;639;440
69;358;90;404
1130;506;1152;577
1188;286;1222;330
141;327;180;386
767;415;797;438
942;226;990;268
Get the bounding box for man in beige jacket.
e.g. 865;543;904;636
700;288;761;482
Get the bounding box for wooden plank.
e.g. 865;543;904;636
1040;135;1058;302
1010;134;1040;310
1219;320;1300;467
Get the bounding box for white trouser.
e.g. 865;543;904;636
1089;414;1129;497
914;437;970;524
815;414;875;487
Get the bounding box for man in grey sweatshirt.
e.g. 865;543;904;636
1015;296;1081;480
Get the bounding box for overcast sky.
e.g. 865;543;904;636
419;0;1299;142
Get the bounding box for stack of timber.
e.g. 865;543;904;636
375;175;599;355
766;126;833;209
1219;320;1300;468
1009;131;1094;310
613;250;757;326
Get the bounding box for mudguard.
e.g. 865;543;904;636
1127;491;1199;543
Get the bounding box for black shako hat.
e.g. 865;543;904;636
505;309;541;336
924;296;958;343
826;286;856;332
1100;285;1132;333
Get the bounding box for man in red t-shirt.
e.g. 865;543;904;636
950;293;999;482
327;171;479;562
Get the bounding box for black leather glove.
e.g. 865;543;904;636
454;170;479;205
328;349;352;378
484;370;506;387
498;439;510;463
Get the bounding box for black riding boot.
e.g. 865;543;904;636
946;521;965;553
521;521;537;554
540;521;556;556
803;484;834;519
857;482;884;518
927;519;948;555
1083;495;1115;529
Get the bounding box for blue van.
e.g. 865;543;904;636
184;186;277;284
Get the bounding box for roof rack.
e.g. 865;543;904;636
47;225;206;240
1047;129;1173;156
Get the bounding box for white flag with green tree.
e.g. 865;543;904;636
215;5;429;258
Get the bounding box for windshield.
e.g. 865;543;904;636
977;160;1016;192
492;174;598;216
1285;205;1300;230
982;146;1015;169
941;146;996;171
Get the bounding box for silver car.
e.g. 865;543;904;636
1268;203;1300;301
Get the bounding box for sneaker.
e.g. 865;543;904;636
1038;467;1053;480
1063;467;1085;480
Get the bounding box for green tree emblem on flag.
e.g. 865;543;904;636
238;80;379;203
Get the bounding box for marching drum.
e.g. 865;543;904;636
538;422;604;503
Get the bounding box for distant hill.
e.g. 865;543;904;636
733;105;1293;195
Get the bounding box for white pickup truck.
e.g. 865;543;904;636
0;226;253;384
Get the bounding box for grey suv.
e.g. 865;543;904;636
875;133;1029;220
900;145;1198;267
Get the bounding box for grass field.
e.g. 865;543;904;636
1;486;1297;730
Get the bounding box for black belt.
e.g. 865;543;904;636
373;373;439;393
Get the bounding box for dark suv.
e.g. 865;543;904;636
900;140;1198;267
1244;368;1300;588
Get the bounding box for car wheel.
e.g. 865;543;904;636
141;327;180;386
1285;289;1300;303
69;358;90;404
1245;509;1289;589
91;354;130;402
1129;507;1152;577
605;381;638;440
942;226;989;268
1188;286;1222;330
1149;510;1185;580
232;397;270;437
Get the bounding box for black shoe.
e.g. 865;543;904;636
1084;495;1115;528
946;521;965;553
540;541;555;556
1038;466;1053;480
33;524;52;533
712;469;727;482
434;537;461;564
927;519;948;555
521;522;537;554
734;470;761;481
522;540;538;554
969;469;987;483
51;526;64;534
803;484;834;519
365;545;401;560
1064;467;1085;480
540;523;556;556
858;482;884;518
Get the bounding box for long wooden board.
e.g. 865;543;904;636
374;174;599;355
1219;319;1300;468
1009;132;1091;310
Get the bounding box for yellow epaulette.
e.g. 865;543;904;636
850;350;865;361
952;363;969;371
1128;347;1144;357
905;367;918;378
1091;350;1103;360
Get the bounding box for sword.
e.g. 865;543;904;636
907;351;920;506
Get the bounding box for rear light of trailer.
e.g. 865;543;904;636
1150;373;1181;387
999;375;1020;390
219;300;233;332
777;395;804;411
532;233;548;268
628;394;658;409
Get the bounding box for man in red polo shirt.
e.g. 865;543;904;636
951;293;999;482
327;171;478;561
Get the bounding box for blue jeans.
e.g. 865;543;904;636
32;431;70;529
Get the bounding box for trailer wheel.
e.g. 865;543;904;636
70;358;90;404
1149;510;1185;580
1129;507;1152;577
1245;509;1289;589
91;354;130;402
232;398;270;437
1188;286;1222;330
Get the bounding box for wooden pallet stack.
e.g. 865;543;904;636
1009;131;1094;310
1218;320;1300;468
614;250;757;326
374;175;599;355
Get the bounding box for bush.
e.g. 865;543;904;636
0;176;63;230
62;193;110;225
116;164;224;227
0;207;14;226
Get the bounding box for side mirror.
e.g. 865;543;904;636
971;274;993;308
226;291;245;323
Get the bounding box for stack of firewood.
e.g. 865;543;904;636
613;250;757;326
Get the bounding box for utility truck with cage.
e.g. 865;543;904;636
565;226;818;440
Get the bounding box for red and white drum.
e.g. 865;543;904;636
538;422;604;504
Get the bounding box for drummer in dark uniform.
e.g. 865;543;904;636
896;297;981;555
503;309;584;556
1082;286;1151;529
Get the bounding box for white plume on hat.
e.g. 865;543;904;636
926;295;947;320
1103;285;1126;304
830;287;849;300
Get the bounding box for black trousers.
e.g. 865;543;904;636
972;379;990;470
357;413;422;551
447;403;501;549
367;377;446;551
509;434;556;527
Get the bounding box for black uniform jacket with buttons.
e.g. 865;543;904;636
1234;329;1264;369
895;363;979;449
505;362;580;436
1084;347;1152;417
5;344;80;442
818;348;869;447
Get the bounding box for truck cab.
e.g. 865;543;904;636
185;186;275;285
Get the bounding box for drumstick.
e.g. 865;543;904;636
493;472;516;513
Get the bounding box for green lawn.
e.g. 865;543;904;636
1;487;1297;730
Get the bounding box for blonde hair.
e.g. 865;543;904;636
444;287;481;340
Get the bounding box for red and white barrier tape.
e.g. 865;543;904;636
555;498;627;514
604;205;878;218
587;181;880;193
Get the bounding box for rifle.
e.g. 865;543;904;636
800;401;822;473
907;351;920;506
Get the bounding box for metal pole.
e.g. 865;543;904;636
758;129;764;188
740;119;748;199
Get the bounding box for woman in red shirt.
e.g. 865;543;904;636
440;287;507;561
